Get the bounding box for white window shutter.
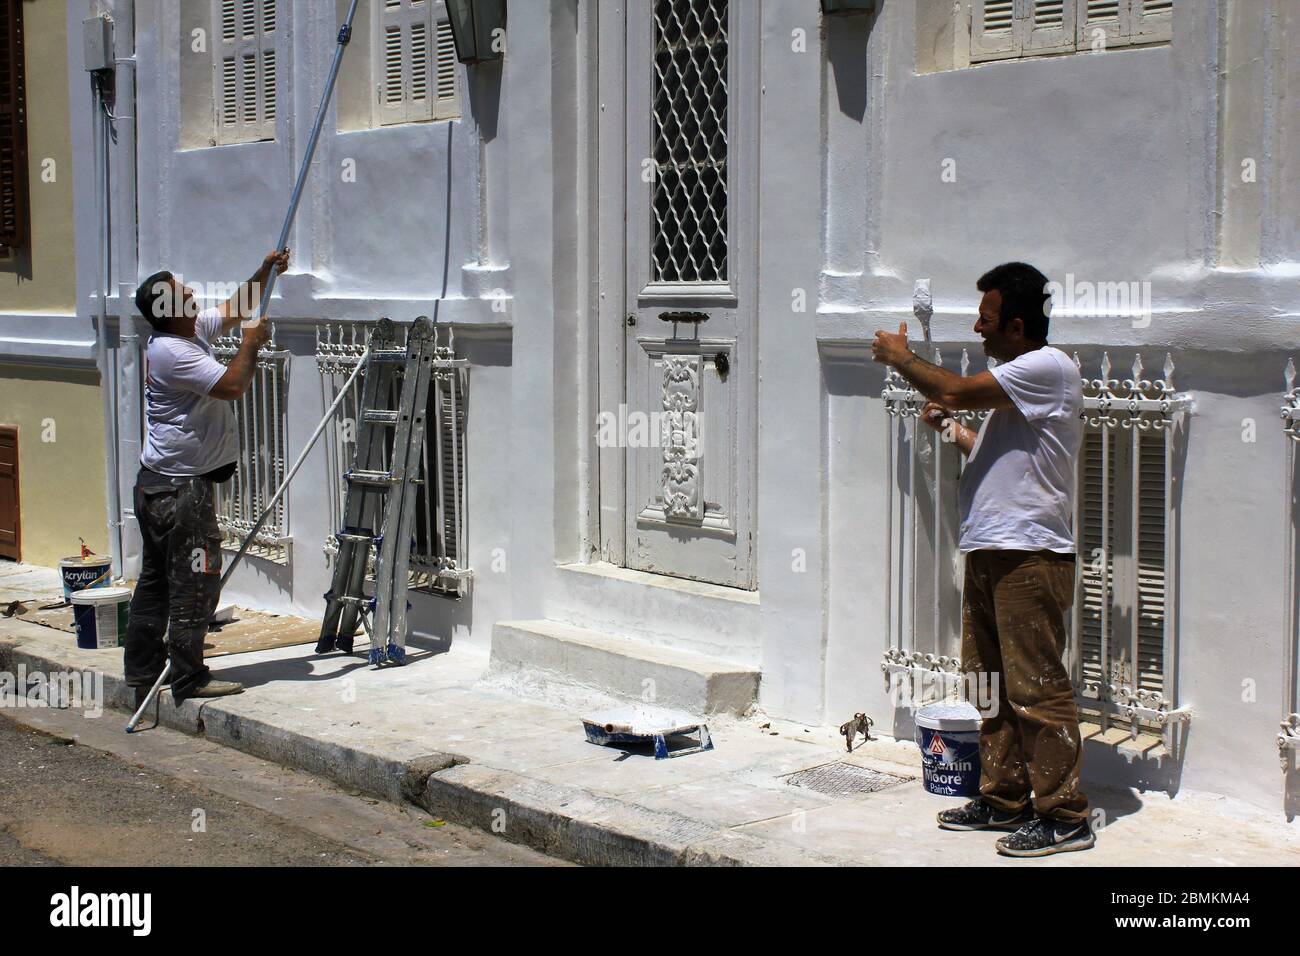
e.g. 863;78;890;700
970;0;1020;63
259;0;278;140
1077;0;1132;52
431;17;460;121
407;18;434;122
213;0;277;145
378;9;406;126
1134;431;1167;698
377;0;458;126
1130;0;1173;43
1024;0;1076;55
1077;429;1115;697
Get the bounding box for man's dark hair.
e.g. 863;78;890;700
135;270;176;331
976;261;1052;343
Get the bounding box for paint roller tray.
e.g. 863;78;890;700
581;704;714;759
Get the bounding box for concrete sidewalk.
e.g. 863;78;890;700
2;562;1297;866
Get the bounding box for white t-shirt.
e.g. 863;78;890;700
140;308;238;477
957;346;1083;553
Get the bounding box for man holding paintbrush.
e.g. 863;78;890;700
871;262;1093;858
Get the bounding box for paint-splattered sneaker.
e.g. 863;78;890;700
189;678;244;699
995;817;1095;858
936;798;1032;832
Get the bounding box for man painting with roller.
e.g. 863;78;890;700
871;262;1093;858
123;250;290;707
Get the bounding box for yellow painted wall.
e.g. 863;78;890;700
0;363;108;567
0;4;105;569
0;0;76;310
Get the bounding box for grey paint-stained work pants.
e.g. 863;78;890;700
123;468;224;703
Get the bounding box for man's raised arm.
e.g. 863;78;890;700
870;322;1013;412
218;249;291;332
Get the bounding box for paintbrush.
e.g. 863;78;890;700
913;278;933;346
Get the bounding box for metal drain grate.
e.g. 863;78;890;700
783;762;912;798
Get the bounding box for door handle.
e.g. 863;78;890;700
659;310;709;325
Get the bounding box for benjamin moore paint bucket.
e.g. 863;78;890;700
59;555;112;603
71;587;131;650
915;701;982;797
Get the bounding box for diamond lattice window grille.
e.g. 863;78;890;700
651;0;729;284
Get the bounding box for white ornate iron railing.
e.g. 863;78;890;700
878;348;1193;757
315;321;471;598
211;327;291;564
880;348;988;709
1279;359;1300;769
1074;352;1192;757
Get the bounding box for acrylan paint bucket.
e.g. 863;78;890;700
59;555;112;603
71;586;131;650
914;701;982;797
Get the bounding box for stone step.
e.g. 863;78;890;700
488;619;759;717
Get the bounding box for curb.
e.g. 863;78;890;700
0;639;462;806
0;632;839;867
417;762;840;866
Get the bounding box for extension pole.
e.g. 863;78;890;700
127;1;363;733
252;0;361;325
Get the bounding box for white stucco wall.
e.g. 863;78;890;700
63;0;1300;816
808;0;1300;814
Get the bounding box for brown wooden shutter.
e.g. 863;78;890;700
0;0;29;256
0;425;19;561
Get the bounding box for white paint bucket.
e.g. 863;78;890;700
71;586;132;650
914;701;982;797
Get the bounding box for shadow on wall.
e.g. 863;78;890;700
229;547;294;601
466;59;501;143
825;4;876;123
409;588;469;657
1081;726;1187;801
0;247;33;283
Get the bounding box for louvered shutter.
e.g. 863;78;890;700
214;0;277;145
418;365;467;578
1077;428;1116;696
1077;0;1130;51
431;16;459;121
0;0;28;254
1134;430;1167;697
1130;0;1173;42
378;0;406;126
1025;0;1076;54
970;0;1020;62
378;0;458;125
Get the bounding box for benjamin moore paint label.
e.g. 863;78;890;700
917;725;980;797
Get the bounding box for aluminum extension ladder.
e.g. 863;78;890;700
317;317;435;665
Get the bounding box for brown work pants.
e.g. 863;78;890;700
961;549;1088;823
